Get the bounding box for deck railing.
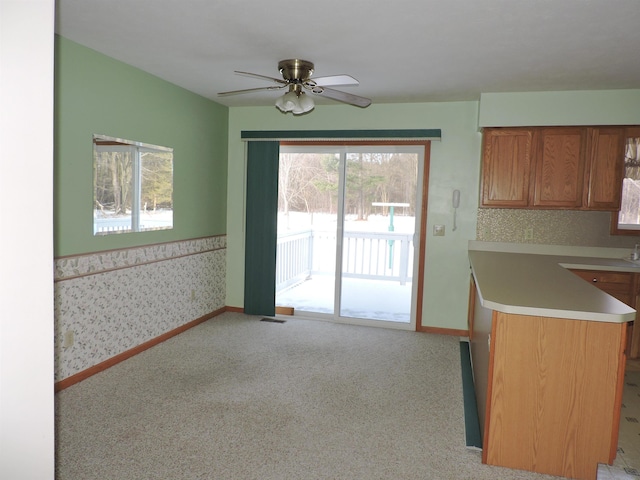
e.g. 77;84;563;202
276;229;413;292
275;231;314;291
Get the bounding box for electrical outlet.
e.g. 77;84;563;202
524;228;534;241
63;330;74;348
433;224;445;236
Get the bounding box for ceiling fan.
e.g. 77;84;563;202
218;59;372;114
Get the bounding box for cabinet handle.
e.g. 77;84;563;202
593;278;598;282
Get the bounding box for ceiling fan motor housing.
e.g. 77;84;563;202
278;59;314;83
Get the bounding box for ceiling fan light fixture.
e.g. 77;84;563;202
296;92;315;113
275;91;314;115
274;95;286;112
275;90;298;112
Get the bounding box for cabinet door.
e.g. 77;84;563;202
481;128;534;207
584;127;625;210
570;269;635;306
533;127;586;208
571;269;639;359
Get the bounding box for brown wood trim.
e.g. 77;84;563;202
482;311;499;464
225;306;244;313
54;308;225;392
415;143;430;331
610;322;628;463
611;127;640;235
275;306;294;315
278;140;431;330
610;211;640;236
416;326;468;336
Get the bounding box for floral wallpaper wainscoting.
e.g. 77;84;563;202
54;236;226;382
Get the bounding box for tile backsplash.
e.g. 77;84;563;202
477;209;640;247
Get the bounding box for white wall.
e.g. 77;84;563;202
0;1;55;478
226;101;481;330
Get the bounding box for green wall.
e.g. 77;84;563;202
226;102;482;330
54;36;228;257
479;90;640;127
55;34;640;331
226;91;640;331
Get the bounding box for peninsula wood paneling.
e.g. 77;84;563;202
484;312;626;480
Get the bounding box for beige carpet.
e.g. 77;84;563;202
55;312;561;479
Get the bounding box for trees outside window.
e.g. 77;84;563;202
93;135;173;235
277;151;417;223
612;131;640;235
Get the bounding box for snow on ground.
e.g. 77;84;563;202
276;211;415;324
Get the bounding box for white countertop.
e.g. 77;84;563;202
469;242;640;323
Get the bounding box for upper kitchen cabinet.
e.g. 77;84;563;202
532;127;586;208
480;126;627;210
584;127;625;210
481;128;534;207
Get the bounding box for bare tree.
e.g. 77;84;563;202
278;151;418;220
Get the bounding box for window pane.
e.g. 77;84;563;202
618;178;640;229
94;146;134;234
93;135;173;235
140;150;173;231
617;137;640;230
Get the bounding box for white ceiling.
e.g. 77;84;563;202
55;0;640;109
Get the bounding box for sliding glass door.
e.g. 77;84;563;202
276;149;339;315
275;144;424;329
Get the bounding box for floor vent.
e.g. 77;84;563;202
260;317;286;324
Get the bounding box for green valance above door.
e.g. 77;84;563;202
241;129;441;142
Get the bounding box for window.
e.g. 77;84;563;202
93;134;173;235
612;128;640;235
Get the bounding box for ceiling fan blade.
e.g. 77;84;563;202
311;74;359;87
218;85;286;96
313;86;372;108
234;71;288;85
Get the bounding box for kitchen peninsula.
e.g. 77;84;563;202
468;242;639;480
